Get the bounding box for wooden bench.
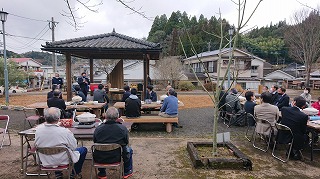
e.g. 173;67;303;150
120;116;179;133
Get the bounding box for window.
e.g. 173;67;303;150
251;66;258;73
208;61;214;72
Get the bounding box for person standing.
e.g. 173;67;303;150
270;85;279;105
35;107;87;179
52;73;63;89
93;107;133;179
274;87;290;111
77;72;90;98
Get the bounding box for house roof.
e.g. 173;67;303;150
310;70;320;76
41;29;162;60
264;70;296;80
185;48;266;62
9;58;42;65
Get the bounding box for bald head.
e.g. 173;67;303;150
105;107;119;121
44;107;61;124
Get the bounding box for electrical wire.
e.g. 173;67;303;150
9;13;48;23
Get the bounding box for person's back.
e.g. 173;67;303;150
93;84;108;103
125;88;141;118
225;89;241;113
159;88;178;117
47;90;66;110
278;96;308;159
93;107;133;178
74;85;86;102
35;107;87;178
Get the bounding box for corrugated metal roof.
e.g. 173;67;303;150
44;30;160;50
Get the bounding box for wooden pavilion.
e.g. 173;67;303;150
41;29;162;101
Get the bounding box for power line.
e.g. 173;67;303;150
9;13;48;23
0;31;50;41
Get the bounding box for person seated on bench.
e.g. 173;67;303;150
74;85;86;102
47;89;72;119
125;88;141;118
122;85;131;102
93;107;133;179
166;85;177;97
93;84;109;111
159;88;178;118
145;85;157;102
47;84;62;99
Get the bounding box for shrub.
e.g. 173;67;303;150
178;81;195;91
203;82;216;91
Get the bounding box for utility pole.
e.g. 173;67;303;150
49;17;58;73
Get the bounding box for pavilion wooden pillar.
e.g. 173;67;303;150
143;54;150;100
66;53;72;101
90;58;94;95
109;59;124;89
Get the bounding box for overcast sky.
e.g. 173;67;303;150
1;0;319;54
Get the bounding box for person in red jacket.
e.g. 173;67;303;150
311;97;320;116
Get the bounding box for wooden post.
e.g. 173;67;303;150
90;58;94;96
66;53;72;101
143;54;150;100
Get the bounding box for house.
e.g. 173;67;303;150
182;48;272;89
9;58;42;73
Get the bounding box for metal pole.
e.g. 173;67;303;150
2;20;9;103
227;33;232;88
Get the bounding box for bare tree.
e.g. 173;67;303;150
154;56;183;86
63;0;151;30
284;9;320;86
94;59;119;82
180;0;263;156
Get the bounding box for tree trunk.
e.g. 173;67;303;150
306;65;312;87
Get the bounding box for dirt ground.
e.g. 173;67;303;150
1;90;320;178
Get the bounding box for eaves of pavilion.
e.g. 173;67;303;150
41;29;162;101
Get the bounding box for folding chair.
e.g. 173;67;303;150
245;113;256;142
252;118;274;152
23;133;38;175
272;123;294;162
0;115;11;149
91;143;123;179
36;147;76;179
23;108;41;129
224;103;245;128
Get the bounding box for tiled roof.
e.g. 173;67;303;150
43;30;160;50
10;58;32;63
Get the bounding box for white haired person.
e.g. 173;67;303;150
35;107;87;179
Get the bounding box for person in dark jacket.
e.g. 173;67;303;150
74;85;86;102
52;73;63;89
145;85;157;102
270;85;279;105
47;90;67;118
93;84;109;111
218;86;227;111
278;96;308;160
77;72;90;97
47;84;62;99
274;87;290;110
244;91;256;116
93;107;133;178
125;88;141;118
121;85;131;102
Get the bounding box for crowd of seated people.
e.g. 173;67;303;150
219;83;320;160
